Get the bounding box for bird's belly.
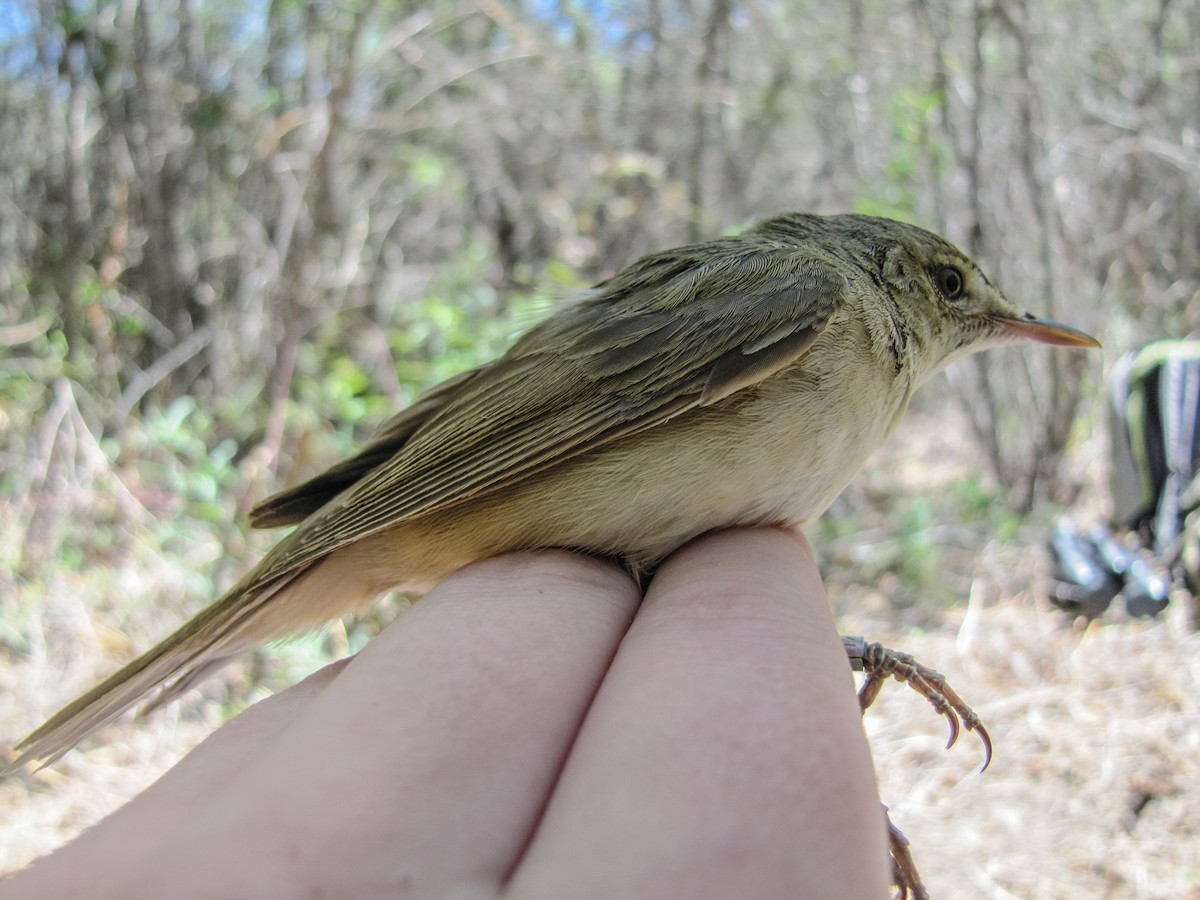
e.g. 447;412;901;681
350;355;911;593
384;375;905;579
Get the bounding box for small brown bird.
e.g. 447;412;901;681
10;212;1098;775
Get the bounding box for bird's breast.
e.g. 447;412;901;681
356;319;915;592
440;339;908;566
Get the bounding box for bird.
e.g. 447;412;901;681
9;212;1098;773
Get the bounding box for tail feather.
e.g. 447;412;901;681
7;545;390;773
5;577;292;773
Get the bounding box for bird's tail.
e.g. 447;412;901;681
6;555;379;772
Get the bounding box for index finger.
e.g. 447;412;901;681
509;527;890;900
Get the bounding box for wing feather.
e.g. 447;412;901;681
249;368;485;527
243;245;848;589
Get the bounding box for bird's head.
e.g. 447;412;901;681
843;215;1101;380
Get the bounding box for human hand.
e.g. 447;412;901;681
1;527;888;900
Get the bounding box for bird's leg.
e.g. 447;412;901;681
841;636;992;767
841;636;992;900
883;804;928;900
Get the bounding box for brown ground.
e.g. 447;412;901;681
2;406;1198;898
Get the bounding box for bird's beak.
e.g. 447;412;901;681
991;313;1101;348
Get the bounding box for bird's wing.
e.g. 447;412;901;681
245;245;848;590
249;367;484;528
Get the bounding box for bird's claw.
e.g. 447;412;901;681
842;636;992;898
842;636;992;770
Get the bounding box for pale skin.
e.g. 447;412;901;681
1;527;890;900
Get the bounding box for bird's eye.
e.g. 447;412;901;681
934;265;965;301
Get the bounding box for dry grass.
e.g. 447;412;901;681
836;582;1200;898
2;405;1198;898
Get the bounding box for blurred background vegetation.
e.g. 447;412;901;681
2;1;1199;892
4;0;1197;529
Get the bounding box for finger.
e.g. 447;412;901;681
107;551;640;900
509;527;889;900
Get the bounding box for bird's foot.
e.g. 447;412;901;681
841;636;991;768
841;636;991;899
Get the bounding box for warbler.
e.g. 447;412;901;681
9;212;1098;770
